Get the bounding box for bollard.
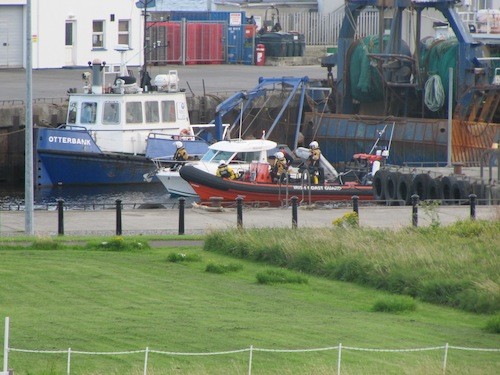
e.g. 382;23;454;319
115;199;122;235
178;197;185;235
469;194;477;220
236;197;243;229
57;199;64;236
411;194;419;227
291;196;298;229
352;195;359;226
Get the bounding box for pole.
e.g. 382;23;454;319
411;194;419;227
236;197;243;229
57;199;64;236
178;198;185;235
25;0;34;235
3;317;9;373
291;196;298;229
447;67;453;167
469;194;476;220
141;0;149;89
116;199;122;235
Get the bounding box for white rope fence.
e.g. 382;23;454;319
2;317;499;375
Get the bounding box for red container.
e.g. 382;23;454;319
255;44;266;66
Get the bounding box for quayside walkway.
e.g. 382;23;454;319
0;203;498;236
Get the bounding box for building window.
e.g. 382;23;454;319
65;22;73;46
118;20;130;46
92;20;105;48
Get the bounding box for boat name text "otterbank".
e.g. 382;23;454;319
48;136;92;146
291;185;343;191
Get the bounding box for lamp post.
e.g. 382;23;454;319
136;0;156;89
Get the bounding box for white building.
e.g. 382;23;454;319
0;0;143;69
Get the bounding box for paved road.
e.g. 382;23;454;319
0;204;497;236
0;64;328;101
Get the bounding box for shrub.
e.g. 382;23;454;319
88;236;149;251
484;314;500;334
419;279;471;307
205;262;243;274
256;269;308;285
332;212;358;228
167;252;201;263
372;295;417;313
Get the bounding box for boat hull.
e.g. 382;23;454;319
179;165;373;206
156;169;197;197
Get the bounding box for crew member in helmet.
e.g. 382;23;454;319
279;146;294;168
170;141;189;171
173;141;189;161
271;151;289;183
308;140;322;184
216;160;238;180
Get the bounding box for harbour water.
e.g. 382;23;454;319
0;183;196;210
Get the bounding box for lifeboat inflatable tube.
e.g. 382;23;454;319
384;171;401;204
373;170;388;201
396;173;413;205
412;173;432;200
440;176;457;204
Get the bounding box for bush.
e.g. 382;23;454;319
88;236;149;251
372;295;417;313
256;269;308;285
333;212;358;228
167;252;201;263
419;279;471;307
205;262;243;274
484;314;500;334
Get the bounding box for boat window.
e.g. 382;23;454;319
237;152;260;163
126;102;143;124
200;149;217;162
161;100;176;122
102;102;120;125
67;102;77;124
145;101;159;123
80;102;97;124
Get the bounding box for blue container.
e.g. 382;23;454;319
169;11;246;63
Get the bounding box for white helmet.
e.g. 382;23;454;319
175;141;183;149
309;141;319;149
219;160;226;166
275;151;284;159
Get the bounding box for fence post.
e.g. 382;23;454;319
442;343;449;375
67;348;71;375
248;345;253;375
337;342;342;375
178;198;185;235
411;194;419;227
469;194;476;220
3;317;9;374
115;199;122;235
144;346;149;375
291;196;298;229
57;199;64;236
236;197;243;229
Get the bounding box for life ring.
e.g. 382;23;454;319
427;177;442;200
412;173;432;200
384;171;401;203
372;170;388;201
440;176;457;204
179;128;193;140
396;173;413;205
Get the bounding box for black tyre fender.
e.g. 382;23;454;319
451;180;472;203
412;173;432;200
396;173;413;205
427;177;442;200
440;176;457;204
384;171;401;202
373;170;388;201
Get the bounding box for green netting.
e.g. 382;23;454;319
419;37;458;101
349;35;389;103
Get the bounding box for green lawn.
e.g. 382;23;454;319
0;237;498;374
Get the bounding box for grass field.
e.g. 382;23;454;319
0;232;498;374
